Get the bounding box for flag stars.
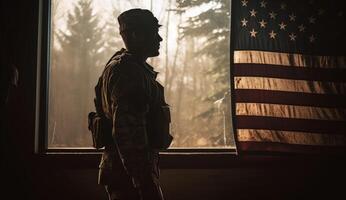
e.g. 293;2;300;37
269;30;277;39
250;9;257;17
298;24;306;32
289;14;296;21
241;18;248;27
260;1;267;8
280;3;287;10
309;35;316;43
259;19;267;28
289;33;297;41
241;0;248;7
250;29;258;37
269;11;277;19
309;16;316;24
279;22;287;30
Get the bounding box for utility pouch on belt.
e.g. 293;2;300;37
88;112;112;149
88;73;114;150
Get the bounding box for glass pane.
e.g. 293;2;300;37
48;0;234;148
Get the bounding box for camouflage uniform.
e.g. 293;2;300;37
96;48;170;200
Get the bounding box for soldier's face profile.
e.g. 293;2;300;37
137;27;163;57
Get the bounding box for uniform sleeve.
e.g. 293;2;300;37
107;61;150;159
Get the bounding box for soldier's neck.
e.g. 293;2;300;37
127;50;148;64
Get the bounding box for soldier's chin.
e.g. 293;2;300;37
148;50;160;57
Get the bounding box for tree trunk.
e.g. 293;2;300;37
175;38;194;133
163;0;172;88
166;12;182;101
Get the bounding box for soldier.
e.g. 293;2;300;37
88;9;173;200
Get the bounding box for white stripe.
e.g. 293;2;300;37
237;129;346;146
235;77;346;94
234;50;346;68
236;103;346;121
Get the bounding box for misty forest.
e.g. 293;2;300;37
48;0;234;148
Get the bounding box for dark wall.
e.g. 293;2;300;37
2;1;345;200
3;156;345;200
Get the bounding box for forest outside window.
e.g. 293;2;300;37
47;0;235;150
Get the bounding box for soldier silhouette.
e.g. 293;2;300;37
88;8;173;200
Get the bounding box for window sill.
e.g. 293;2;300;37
33;148;342;170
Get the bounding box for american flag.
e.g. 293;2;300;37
231;0;346;154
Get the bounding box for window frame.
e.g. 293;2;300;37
35;0;239;163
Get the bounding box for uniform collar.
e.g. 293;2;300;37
144;62;159;79
119;48;159;79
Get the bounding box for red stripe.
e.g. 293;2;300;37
235;89;346;108
233;63;346;82
235;116;346;135
237;141;346;154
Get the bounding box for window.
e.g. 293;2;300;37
46;0;235;150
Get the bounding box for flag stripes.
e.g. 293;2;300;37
234;51;346;69
236;116;346;136
237;129;345;146
235;89;346;108
235;76;346;94
236;103;346;121
233;52;346;153
234;64;346;82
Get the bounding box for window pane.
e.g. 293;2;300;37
48;0;234;148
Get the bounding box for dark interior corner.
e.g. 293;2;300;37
1;1;345;200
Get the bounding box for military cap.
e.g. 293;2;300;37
118;8;161;33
